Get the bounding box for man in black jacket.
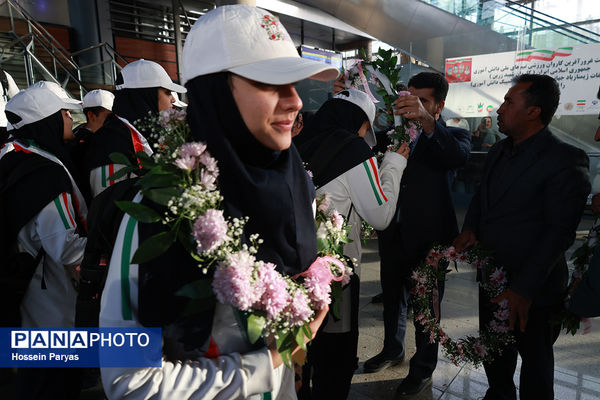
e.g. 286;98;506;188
454;74;590;400
364;72;471;397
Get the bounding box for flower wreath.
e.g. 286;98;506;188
413;242;592;367
411;245;515;366
556;219;599;334
111;109;352;367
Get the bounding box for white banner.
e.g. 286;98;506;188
444;43;600;118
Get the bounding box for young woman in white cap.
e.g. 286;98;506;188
82;61;186;198
99;4;339;400
113;59;186;142
295;89;408;399
0;81;87;398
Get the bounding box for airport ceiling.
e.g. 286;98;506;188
182;0;516;69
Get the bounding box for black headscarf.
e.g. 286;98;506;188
0;111;75;247
294;97;374;188
113;88;158;135
185;72;317;276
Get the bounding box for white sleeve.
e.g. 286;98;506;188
5;72;20;98
34;193;86;266
102;348;275;400
345;153;406;230
90;164;130;198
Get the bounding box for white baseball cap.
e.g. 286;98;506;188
182;5;340;85
116;59;186;93
334;89;377;147
83;89;115;111
6;81;82;130
172;91;187;108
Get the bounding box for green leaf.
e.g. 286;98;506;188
116;201;161;223
302;323;312;341
175;279;214;299
316;237;330;254
294;327;306;352
136;150;156;168
148;164;180;175
144;187;184;206
108;166;137;181
280;348;292;368
138;173;180;190
247;314;267;344
109;152;132;167
131;230;176;264
275;331;292;349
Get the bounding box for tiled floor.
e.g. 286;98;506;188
350;239;600;400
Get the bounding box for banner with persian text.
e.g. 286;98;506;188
444;43;600;118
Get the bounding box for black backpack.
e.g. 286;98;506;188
75;179;139;327
0;156;50;327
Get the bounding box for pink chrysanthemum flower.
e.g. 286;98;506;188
406;124;419;143
317;195;331;212
474;341;488;357
254;262;290;320
490;268;507;286
443;247;457;260
193;209;230;253
286;289;313;326
179;142;207;158
329;210;344;230
199;169;217;190
199;152;218;172
212;259;257;311
302;263;334;309
412;270;427;284
494;308;510;321
174;156;196;171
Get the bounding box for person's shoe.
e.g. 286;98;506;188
394;375;432;398
363;352;404;373
371;292;384;303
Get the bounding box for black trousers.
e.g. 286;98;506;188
378;230;443;379
479;290;561;400
299;274;360;400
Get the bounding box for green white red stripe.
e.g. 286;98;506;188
577;100;586;106
53;192;76;229
101;164;116;188
516;47;572;62
362;158;387;206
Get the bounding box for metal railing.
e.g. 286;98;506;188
108;0;210;45
1;0;132;97
70;42;129;86
4;0;87;98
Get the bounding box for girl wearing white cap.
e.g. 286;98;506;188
113;59;186;144
99;5;339;400
0;81;87;398
295;89;408;399
80;61;186;198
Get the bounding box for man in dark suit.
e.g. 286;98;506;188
363;72;471;397
454;74;590;400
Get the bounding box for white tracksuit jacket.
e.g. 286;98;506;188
317;151;406;333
